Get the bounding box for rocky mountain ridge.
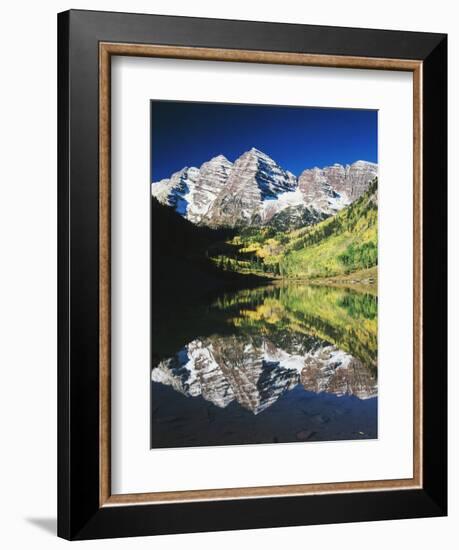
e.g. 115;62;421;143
152;147;377;229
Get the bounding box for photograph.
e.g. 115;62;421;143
150;100;379;448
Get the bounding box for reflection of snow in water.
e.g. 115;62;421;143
151;334;377;415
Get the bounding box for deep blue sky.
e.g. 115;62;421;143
151;101;377;181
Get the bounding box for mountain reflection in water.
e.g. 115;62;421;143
151;284;377;448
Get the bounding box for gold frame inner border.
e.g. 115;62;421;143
99;42;423;507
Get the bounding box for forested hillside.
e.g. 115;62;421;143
211;178;378;280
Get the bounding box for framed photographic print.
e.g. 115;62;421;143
57;9;447;540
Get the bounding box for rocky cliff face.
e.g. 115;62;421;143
152;148;377;229
151;334;377;414
298;165;348;212
298;160;378;206
152;155;233;224
203;148;297;227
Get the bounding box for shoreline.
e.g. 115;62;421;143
234;266;378;294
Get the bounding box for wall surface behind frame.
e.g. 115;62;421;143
0;0;455;549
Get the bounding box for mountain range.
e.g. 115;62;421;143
151;147;377;230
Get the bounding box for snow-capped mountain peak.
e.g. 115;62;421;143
151;148;377;229
205;153;232;166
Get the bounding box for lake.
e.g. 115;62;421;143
151;283;377;448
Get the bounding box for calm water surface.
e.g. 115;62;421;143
151;283;377;448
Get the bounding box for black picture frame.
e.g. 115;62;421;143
58;9;447;540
